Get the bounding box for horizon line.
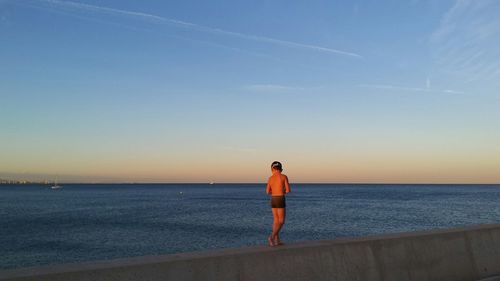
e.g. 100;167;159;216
2;182;499;185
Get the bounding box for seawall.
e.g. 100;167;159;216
1;223;500;281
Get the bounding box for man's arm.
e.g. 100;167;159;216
266;179;272;194
285;176;291;194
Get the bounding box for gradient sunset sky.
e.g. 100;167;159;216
1;0;499;183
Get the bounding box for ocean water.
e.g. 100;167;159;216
1;183;500;269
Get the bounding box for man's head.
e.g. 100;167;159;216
271;161;283;172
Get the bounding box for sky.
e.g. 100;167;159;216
1;0;499;183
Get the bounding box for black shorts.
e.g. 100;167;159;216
270;196;286;208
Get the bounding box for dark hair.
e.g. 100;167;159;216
271;161;283;171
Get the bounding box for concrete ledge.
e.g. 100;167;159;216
2;223;500;281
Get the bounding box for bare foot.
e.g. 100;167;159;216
274;237;284;246
268;235;275;247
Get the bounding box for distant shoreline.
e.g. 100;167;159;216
1;182;499;185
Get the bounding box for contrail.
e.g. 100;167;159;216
37;0;362;58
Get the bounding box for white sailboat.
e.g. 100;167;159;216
51;178;63;190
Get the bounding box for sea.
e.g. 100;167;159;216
1;183;500;269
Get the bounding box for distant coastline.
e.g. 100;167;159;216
0;179;50;185
1;181;499;185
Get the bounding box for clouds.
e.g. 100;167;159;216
245;84;307;93
31;0;362;59
429;0;500;83
220;146;257;153
358;84;464;95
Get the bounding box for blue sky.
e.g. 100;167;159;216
1;0;499;183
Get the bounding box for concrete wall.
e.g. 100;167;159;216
2;223;500;281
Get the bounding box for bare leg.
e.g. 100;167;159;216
270;208;280;246
274;208;286;245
